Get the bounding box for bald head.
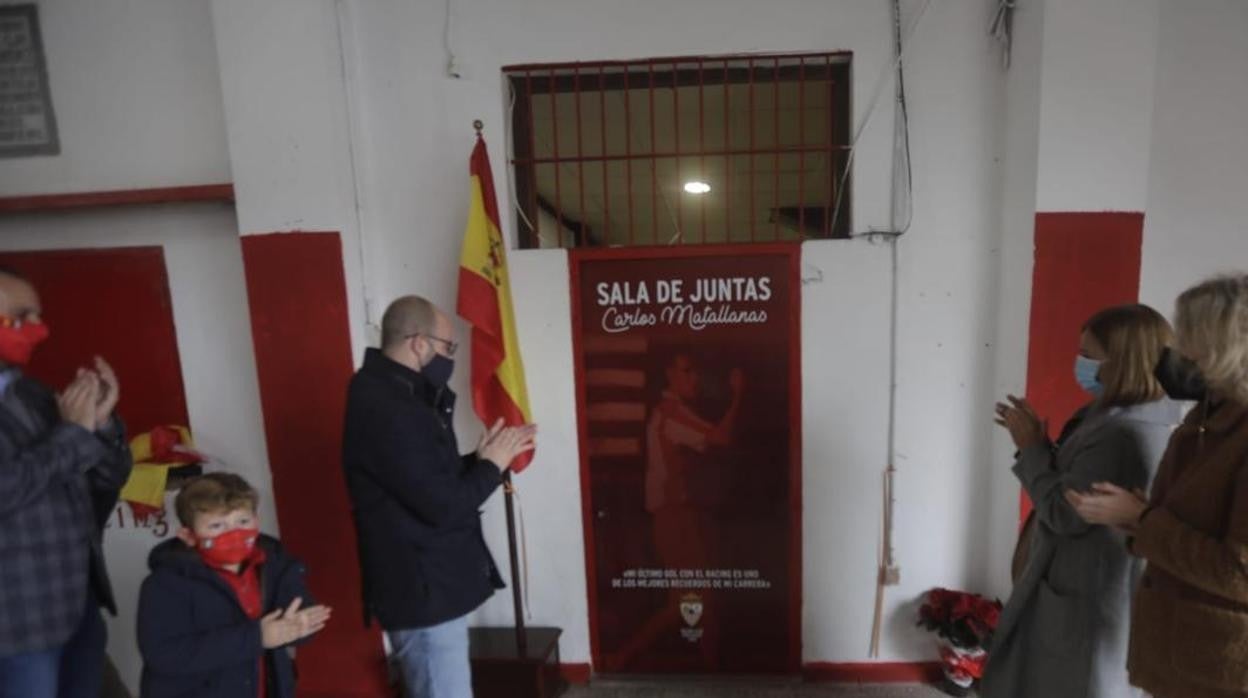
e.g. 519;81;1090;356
381;296;438;351
380;295;459;374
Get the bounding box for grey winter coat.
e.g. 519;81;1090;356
980;398;1182;698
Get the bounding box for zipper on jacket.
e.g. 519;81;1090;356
1198;397;1210;451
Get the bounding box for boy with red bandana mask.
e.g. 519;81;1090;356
137;473;331;698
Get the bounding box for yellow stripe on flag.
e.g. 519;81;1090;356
119;464;169;509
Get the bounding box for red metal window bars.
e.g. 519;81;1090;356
505;52;852;249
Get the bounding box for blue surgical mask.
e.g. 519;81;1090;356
1075;355;1103;396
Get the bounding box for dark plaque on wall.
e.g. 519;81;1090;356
0;4;58;157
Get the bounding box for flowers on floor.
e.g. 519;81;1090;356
917;587;1002;648
916;588;1002;696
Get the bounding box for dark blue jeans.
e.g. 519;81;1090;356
0;596;107;698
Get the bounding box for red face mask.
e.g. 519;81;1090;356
0;320;49;367
194;527;259;567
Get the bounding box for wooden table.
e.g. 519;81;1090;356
470;626;568;698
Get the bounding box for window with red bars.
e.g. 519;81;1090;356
505;53;852;249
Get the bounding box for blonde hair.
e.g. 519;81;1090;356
175;472;259;528
1175;274;1248;404
1084;304;1173;407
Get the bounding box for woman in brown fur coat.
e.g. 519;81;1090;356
1071;274;1248;698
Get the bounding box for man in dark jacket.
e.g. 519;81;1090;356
342;295;535;698
0;268;132;698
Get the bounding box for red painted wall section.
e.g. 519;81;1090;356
239;232;388;697
0;247;189;435
0;184;234;214
1021;212;1144;519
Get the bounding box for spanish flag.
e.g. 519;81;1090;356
457;134;534;471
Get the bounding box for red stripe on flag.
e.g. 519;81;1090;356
461;268;507;410
471;139;504;231
458;267;504;356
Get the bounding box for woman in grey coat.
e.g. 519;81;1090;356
980;304;1183;698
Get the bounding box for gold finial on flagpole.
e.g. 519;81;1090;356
473;120;484;134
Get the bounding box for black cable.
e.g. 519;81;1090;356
848;0;916;241
893;0;914;236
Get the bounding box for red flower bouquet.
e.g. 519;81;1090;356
916;588;1003;696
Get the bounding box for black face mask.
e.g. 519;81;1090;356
421;353;455;388
1155;347;1207;401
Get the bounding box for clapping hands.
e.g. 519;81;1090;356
1065;483;1150;531
994;394;1049;451
477;418;538;471
260;597;332;649
57;356;120;432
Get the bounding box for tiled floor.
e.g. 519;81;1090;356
565;680;950;697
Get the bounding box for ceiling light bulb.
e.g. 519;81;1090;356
683;181;711;195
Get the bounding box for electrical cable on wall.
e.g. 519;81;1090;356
889;0;915;237
334;0;380;334
444;0;461;78
990;0;1016;69
867;0;922;658
505;87;549;247
826;0;930;241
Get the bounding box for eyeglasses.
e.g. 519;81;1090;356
408;333;459;357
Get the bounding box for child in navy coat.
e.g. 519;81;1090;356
137;473;331;698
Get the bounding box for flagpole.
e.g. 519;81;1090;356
473;117;528;655
502;472;527;654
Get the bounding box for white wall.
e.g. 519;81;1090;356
886;0;1008;615
1034;0;1161;212
210;0;376;362
339;0;1009;665
800;240;893;659
984;0;1046;600
0;202;272;693
338;0;901;311
0;0;231;196
1139;0;1248;311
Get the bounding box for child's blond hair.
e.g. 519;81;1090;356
174;473;258;528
